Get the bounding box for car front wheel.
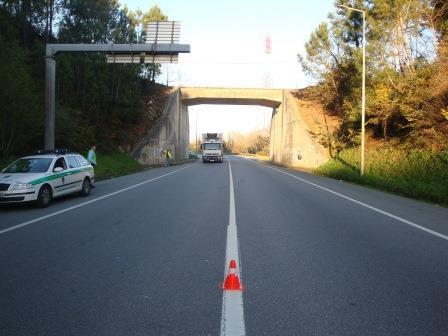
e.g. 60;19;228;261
36;185;52;208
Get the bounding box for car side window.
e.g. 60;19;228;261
67;156;81;169
77;155;90;166
53;157;67;171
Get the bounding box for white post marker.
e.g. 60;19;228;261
220;160;246;336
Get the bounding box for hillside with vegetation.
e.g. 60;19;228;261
299;0;448;204
0;0;170;162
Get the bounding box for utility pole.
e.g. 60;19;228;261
264;34;273;88
195;113;198;152
166;65;169;85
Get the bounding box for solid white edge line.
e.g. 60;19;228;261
249;160;448;242
0;164;196;235
220;159;246;336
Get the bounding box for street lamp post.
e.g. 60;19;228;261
338;4;366;176
195;115;198;153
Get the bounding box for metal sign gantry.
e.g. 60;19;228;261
44;21;190;150
106;21;182;64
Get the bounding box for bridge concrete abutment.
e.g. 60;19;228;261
270;90;329;168
133;87;329;169
132;88;189;165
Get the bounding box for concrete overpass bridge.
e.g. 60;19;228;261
133;87;329;168
180;87;283;108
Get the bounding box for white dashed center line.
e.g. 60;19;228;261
220;160;246;336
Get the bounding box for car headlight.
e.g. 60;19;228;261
11;182;32;190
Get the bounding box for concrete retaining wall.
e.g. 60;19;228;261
270;91;329;168
132;87;189;165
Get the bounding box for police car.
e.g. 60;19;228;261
0;150;94;207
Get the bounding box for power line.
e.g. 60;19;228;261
176;60;298;65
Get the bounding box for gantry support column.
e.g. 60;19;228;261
44;55;56;150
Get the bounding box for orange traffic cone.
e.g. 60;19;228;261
222;259;243;291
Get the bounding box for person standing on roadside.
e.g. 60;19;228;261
161;147;172;167
167;148;172;166
87;144;97;168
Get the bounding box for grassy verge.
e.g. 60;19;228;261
253;153;270;162
94;152;144;180
316;148;448;205
236;153;270;162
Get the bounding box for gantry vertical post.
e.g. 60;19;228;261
45;52;56;150
177;89;181;161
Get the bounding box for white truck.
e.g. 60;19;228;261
201;133;224;163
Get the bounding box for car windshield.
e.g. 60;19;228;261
204;143;221;150
4;158;52;173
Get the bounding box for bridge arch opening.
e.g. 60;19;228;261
188;104;273;153
180;87;281;155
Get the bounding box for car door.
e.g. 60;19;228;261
65;155;84;191
50;157;70;195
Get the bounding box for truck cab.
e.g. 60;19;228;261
202;133;224;163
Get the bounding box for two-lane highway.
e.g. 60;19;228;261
1;156;447;335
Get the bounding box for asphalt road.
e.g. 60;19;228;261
1;156;447;335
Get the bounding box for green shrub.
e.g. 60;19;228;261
316;148;448;205
94;152;144;180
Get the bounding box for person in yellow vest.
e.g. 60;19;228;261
166;148;173;167
161;147;173;167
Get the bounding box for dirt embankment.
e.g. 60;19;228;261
291;88;341;156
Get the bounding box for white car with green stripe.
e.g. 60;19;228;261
0;152;94;207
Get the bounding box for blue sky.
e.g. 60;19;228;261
120;0;335;139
